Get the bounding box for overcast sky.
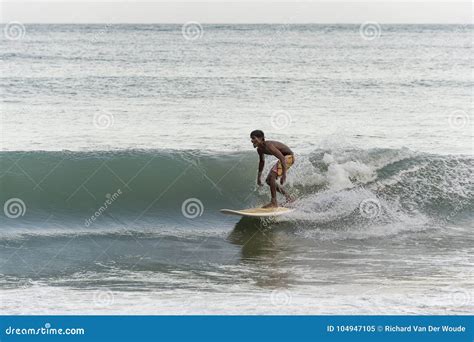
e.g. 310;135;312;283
1;1;472;24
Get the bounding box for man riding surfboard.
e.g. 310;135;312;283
250;130;295;208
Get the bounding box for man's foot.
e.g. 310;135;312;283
262;201;278;208
284;195;296;204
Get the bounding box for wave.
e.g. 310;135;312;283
0;148;472;233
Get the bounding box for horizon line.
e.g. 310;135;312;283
2;22;472;25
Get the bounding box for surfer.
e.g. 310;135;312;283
250;130;295;208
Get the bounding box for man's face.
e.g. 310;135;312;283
250;135;263;148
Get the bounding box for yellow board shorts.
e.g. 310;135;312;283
271;154;294;178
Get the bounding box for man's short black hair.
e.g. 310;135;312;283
250;130;265;139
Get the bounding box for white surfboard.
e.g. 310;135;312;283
220;207;294;218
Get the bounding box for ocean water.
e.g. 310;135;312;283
0;24;472;314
